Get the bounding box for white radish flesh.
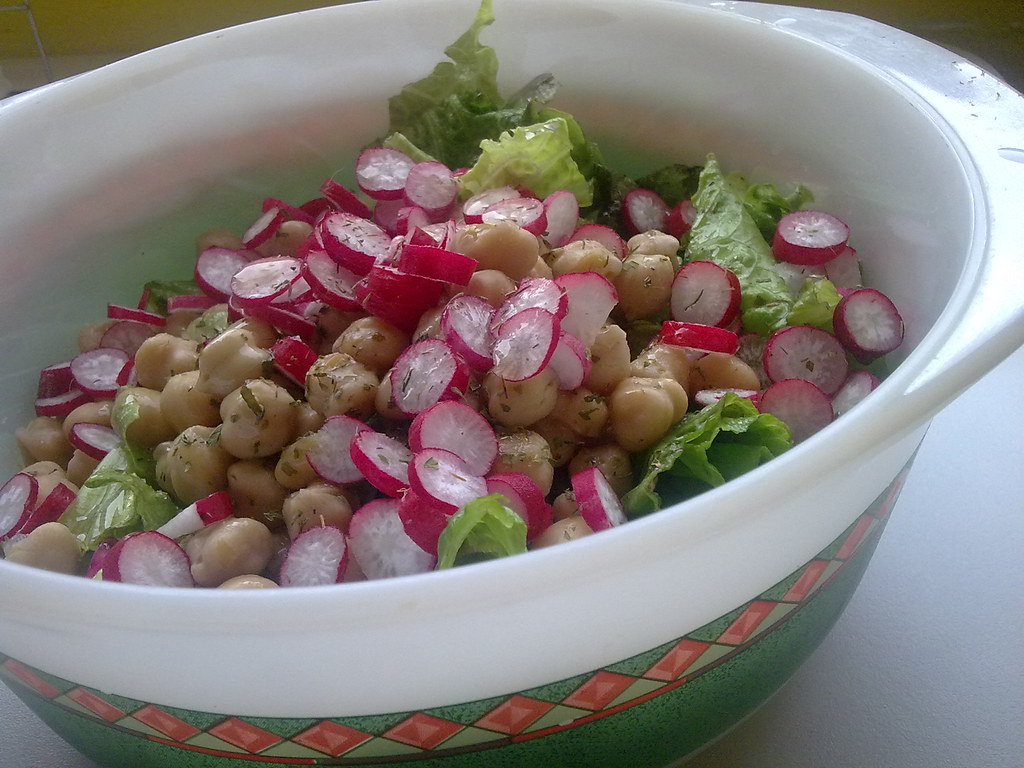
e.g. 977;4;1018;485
279;526;349;587
772;210;850;266
317;212;392;275
408;400;498;477
567;223;626;260
301;249;362;310
758;378;834;442
693;388;761;408
571;466;627;532
305;415;372;485
541;189;580;247
481;196;548;235
831;369;881;416
822;246;863;290
440;294;496;371
230;257;302;306
403;161;458;219
105;531;195;588
762;325;849;395
68;422;121;460
622;188;669;235
669;260;741;327
461;185;519;223
547;331;590;390
70;347;130;399
241;206;285;249
665;199;697;238
0;473;38;540
195;246;251;300
349;430;413;498
389;339;470;415
491;307;560;382
348;498;436;579
554;272;618;348
832;288;905;363
492;277;567;328
355;147;416;201
35;389;90;419
408;448;487;513
156;490;234;540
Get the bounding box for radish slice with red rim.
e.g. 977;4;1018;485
242;207;285;249
693;388;761;408
301;249;362;311
68;422;121;460
195;246;251;300
440;294;495;371
15;483;76;537
485;472;553;541
99;319;159;355
492;277;567;328
547;331;590;390
107;304;166;326
279;525;349;587
658;321;739;355
305;415;372;485
461;185;519;223
166;294;218;313
104;531;195;587
70;347;130;398
831;369;881;416
481;196;548;235
395;205;432;237
229;257;302;306
822;246;863;290
397;489;455;556
156;490;234;540
772;209;850;266
271;336;319;386
491;307;560;382
236;299;318;342
622;187;669;235
762;325;849;395
408;448;488;514
571;466;627;532
397;244;477;286
317;212;392;275
263;196;316;225
665;199;697;238
0;472;38;540
37;361;74;399
389;339;470;415
319;178;372;219
832;287;905;364
758;378;834;442
554;271;618;348
355;147;416;201
408;400;498;477
567;223;626;260
348;498;436;579
669;260;741;327
403;161;458;219
35;389;90;419
541;189;579;247
350;430;413;498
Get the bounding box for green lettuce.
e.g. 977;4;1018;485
788;276;842;331
436;494;528;569
686;154;795;335
622;393;792;518
140;278;201;315
743;182;814;242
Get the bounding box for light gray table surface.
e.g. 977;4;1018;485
3;344;1023;768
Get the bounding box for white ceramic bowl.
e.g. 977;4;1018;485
0;1;1021;766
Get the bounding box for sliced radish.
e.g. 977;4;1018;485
371;198;406;237
403;161;458;219
166;294;219;313
665;199;697;238
461;185;519;223
107;304;166;326
156;490;234;540
279;525;349;587
408;448;487;513
554;271;618;348
397;243;477;286
394;205;432;236
547;331;590;390
195;246;251;300
773;261;825;297
408;400;498;477
99;319;159;355
355;147;416;201
485;472;553;542
271;336;319;386
37;361;74;399
366;264;448;310
658;321;739;355
772;209;850;266
348;498;436;579
831;369;881;416
305;415;372;485
0;473;38;540
566;223;626;260
693;388;761;408
229;256;302;306
319;178;372;219
16;483;76;536
397;490;456;556
241;206;285;249
491;307;560;382
350;430;413;498
571;466;627;532
301;196;336;223
832;288;905;364
35;388;90;419
762;325;849;395
301;249;362;311
68;422;121;460
758;378;834;442
85;538;117;579
317;212;392;275
104;531;195;588
236;299;318;342
480;196;547;235
263;195;316;226
440;294;495;371
669;260;741;327
360;288;428;335
541;189;580;247
492;277;567;328
389;339;470;415
822;246;863;290
70;347;130;399
622;187;669;235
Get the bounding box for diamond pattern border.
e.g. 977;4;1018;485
0;465;911;764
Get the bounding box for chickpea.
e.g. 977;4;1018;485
227;459;289;528
255;219;314;258
551;388;608;439
372;375;409;421
551;489;580;522
160;370;222;433
61;400;113;438
569;443;634;497
281;484;354;541
465;269;516;307
291;401;325;437
627;230;681;266
528;255;553;279
530;418;581;467
66;449;100;486
196;227;243;254
608;376;687;452
304;352;378;419
484;368;559;428
16;417;73;467
494;430;555;495
113;387;177;447
314;308;365;354
630;342;692;385
78;320;115;352
184;517;275;588
20;461;75;503
3;522;82;574
614;252;675;321
197;325;273;400
584;324;632;395
155;425;234;504
549;240;622;282
687;353;762;397
450;221;540;281
413;306;444;341
530;516;594;549
218;574;279;589
133;333;200;390
333;316;410;376
274;433;321;490
164;309;204;338
218;379;297;459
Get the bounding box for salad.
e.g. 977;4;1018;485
0;0;904;587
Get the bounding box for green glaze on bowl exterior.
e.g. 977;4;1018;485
1;466;911;768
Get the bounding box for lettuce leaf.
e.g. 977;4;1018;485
436;493;527;569
788;276;842;331
140;278;200;315
686;155;794;335
622;393;792;518
743;182;814;242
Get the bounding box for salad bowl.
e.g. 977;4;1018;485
0;1;1022;767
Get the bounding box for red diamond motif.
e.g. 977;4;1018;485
66;688;125;722
836;514;873;560
1;659;60;699
293;720;372;757
645;638;711;681
782;559;830;603
209;717;283;753
475;695;554;735
718;599;776;645
133;705;201;742
383;713;463;750
562;671;636;710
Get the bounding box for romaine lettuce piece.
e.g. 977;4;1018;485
140;278;200;315
743;181;814;242
436;493;527;569
788;276;842;331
